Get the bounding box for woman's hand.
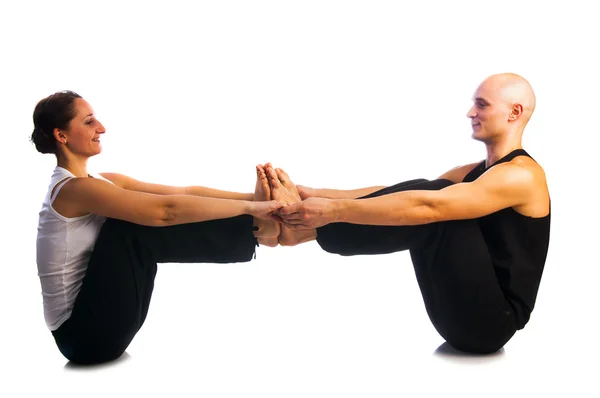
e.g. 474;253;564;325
247;200;285;220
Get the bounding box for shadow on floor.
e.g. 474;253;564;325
64;352;132;371
433;342;505;364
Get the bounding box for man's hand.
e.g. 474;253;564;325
277;197;340;230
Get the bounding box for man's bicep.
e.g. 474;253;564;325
434;165;534;220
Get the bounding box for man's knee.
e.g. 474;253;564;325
445;338;507;355
438;321;516;355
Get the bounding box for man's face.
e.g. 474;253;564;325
467;78;512;142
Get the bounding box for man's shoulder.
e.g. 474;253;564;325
501;156;550;216
507;155;547;182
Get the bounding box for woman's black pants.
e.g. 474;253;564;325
52;215;257;364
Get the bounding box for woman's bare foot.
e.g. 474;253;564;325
265;164;317;246
253;165;280;247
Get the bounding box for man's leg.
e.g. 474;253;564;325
311;178;516;352
409;219;517;353
265;166;317;246
265;170;443;249
316;179;453;255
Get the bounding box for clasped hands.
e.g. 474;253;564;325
256;163;338;231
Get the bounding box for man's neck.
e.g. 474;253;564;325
484;141;523;168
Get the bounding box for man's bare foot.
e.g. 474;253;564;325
265;164;300;206
265;164;317;246
273;167;301;202
296;185;316;200
253;165;280;247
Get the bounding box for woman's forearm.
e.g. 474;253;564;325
184;186;254;201
161;195;252;226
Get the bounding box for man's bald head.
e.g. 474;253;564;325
468;73;536;142
480;73;536;125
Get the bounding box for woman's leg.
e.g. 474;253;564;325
52;215;257;364
253;165;281;247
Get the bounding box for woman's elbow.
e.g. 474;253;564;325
156;202;178;226
138;201;176;227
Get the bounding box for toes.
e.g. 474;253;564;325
266;166;282;187
255;165;271;199
275;168;301;201
275;168;290;184
276;169;297;193
258;167;267;180
260;174;270;192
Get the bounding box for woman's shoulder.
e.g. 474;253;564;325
97;172;124;187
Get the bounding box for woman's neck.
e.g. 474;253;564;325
57;156;90;178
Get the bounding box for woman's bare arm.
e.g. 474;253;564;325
55;177;280;227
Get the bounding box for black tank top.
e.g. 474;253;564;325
462;149;551;329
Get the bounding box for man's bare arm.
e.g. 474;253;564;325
279;163;541;229
340;163;536;225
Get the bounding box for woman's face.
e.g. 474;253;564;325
58;98;105;157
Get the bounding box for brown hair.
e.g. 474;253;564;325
31;91;82;154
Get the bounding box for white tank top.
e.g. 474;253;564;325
36;166;113;331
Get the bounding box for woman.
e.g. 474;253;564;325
32;91;283;365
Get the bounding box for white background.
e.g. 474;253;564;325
1;0;598;397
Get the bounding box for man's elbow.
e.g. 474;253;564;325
415;203;442;224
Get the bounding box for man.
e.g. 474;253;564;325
261;73;551;354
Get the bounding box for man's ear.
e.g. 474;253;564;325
509;104;523;121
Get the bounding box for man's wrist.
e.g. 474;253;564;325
332;199;350;223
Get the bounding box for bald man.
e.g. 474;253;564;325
262;73;551;354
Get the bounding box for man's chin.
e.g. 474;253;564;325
471;129;486;139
